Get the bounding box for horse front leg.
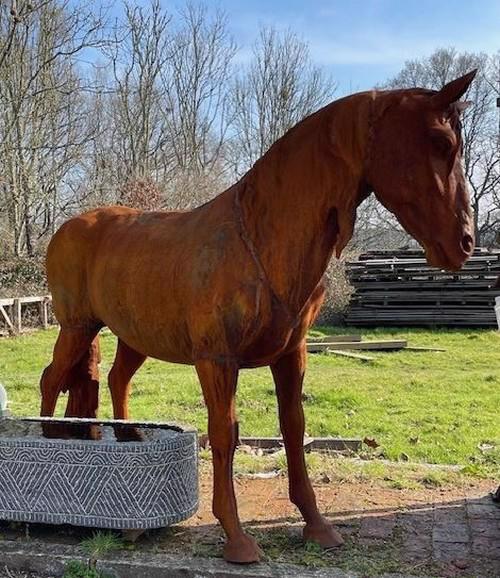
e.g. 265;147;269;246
195;358;262;564
271;341;344;548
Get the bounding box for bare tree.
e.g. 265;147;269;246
0;1;28;72
0;0;107;256
104;0;171;189
161;2;236;207
94;1;236;210
231;27;336;174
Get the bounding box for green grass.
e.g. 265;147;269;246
81;531;124;559
63;561;108;578
217;448;484;489
0;326;499;470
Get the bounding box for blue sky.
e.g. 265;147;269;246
204;0;500;94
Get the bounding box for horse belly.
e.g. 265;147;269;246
92;276;194;363
112;325;193;364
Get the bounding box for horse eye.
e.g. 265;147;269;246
431;134;454;157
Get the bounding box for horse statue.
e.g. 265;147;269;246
40;71;476;563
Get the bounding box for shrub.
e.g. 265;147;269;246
0;256;47;298
315;256;354;326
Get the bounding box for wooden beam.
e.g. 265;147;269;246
0;305;14;333
307;334;362;343
309;437;363;452
13;298;21;333
328;349;374;362
0;298;14;307
239;436;362;452
404;346;446;352
307;340;407;352
40;299;49;329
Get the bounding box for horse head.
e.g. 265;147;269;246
366;70;477;271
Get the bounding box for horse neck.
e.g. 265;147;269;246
237;92;375;317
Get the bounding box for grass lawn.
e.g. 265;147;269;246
0;326;498;472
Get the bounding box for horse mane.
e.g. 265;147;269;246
246;87;441;181
247;100;336;179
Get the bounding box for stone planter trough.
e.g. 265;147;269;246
0;417;198;530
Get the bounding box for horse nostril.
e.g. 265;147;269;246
461;234;474;255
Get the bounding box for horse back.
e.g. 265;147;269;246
47;206;177;328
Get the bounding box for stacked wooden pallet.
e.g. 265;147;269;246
345;249;500;327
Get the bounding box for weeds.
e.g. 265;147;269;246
63;531;123;578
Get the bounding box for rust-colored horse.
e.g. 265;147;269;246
41;71;476;563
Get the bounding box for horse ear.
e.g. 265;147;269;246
431;69;477;109
454;101;472;114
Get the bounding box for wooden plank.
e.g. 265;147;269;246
307;334;361;343
239;436;310;450
40;300;49;330
345;319;495;328
309;437;363;452
238;437;283;449
346;311;497;319
0;295;51;306
13;298;21;333
404;346;446;352
351;304;496;311
239;436;362;452
308;340;407;352
356;249;498;261
350;290;500;301
0;305;15;332
328;349;374;362
17;296;47;304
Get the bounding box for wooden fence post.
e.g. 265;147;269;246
40;298;49;329
13;298;22;333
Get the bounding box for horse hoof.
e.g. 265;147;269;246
64;424;101;440
87;425;102;440
114;426;145;442
41;423;70;440
223;534;263;564
304;522;344;548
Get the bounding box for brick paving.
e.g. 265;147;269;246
351;489;500;577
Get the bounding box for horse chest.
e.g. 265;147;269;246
237;300;315;368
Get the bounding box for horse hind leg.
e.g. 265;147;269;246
64;335;102;440
108;339;147;442
40;326;99;439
